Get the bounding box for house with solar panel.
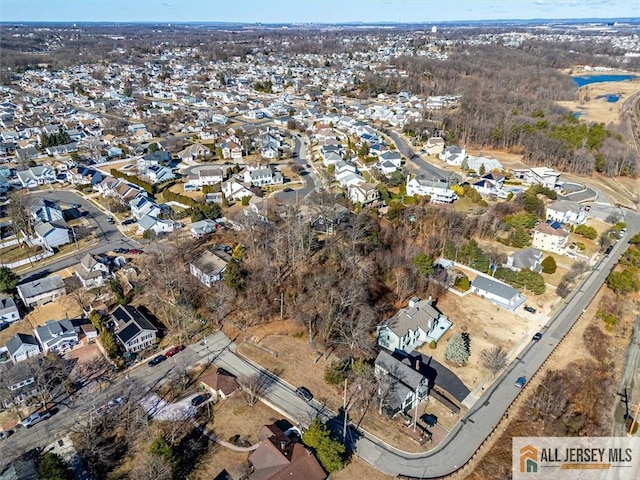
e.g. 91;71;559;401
110;305;158;354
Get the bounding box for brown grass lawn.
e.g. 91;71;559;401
190;395;283;480
333;458;395;480
25;295;84;328
0;319;34;346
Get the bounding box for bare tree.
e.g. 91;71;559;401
480;346;508;376
237;372;273;406
130;454;173;480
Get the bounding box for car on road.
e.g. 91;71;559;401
107;397;124;411
165;345;185;357
148;355;166;367
532;332;543;342
113;247;129;254
0;430;13;440
106;217;115;224
282;188;293;193
128;248;143;254
191;393;212;407
605;245;614;255
122;218;136;226
71;203;81;209
524;306;537;314
295;386;313;402
21;410;51;428
515;376;527;388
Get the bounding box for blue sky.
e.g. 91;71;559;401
2;0;637;23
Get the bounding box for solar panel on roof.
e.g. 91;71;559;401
113;306;131;323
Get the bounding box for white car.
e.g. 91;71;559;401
21;410;51;428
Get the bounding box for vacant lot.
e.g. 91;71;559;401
424;289;533;391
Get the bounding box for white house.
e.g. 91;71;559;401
0;295;20;325
6;334;40;363
546;200;587;226
190;219;220;238
75;253;110;289
17;166;57;188
470;275;526;311
33;319;78;353
186;168;225;189
532;222;570;254
34;221;70;249
111;305;158;354
424;137;445;155
136;215;175;235
511;167;561;190
376;297;452;353
190;249;232;287
146;165;175;184
244;167;283;187
348;182;380;205
17;275;66;308
374;349;430;415
439;146;466;166
222;179;254;201
130;196;161;220
505;248;543;273
406;174;457;203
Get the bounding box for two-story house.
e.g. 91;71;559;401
189;249;232;287
348;182;380;205
545;200;587;226
532;221;570;254
111;305;158;354
75;253;110;289
0;295;20;326
186;168;225;190
374;349;430;416
406;174;457;203
17;275;66;308
33;318;78;353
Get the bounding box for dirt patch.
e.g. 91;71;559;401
65;343;109;383
24;295;83;328
333;457;395;480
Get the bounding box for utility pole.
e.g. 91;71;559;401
279;292;284;318
71;226;79;250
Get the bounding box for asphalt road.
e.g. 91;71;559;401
18;190;141;283
385;129;450;181
273;134;318;203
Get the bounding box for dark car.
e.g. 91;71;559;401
191;393;212;407
524;306;537;314
605;245;614;255
420;413;438;427
295;386;313;402
165;345;185;357
71;203;81;209
122;218;136;226
532;332;543;342
106;217;115;224
148;355;166;367
0;430;13;440
113;247;129;254
515;376;527;388
283;188;293;192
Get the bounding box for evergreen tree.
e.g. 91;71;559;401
541;255;557;274
444;333;470;366
412;253;434;276
302;418;345;473
38;453;74;480
0;266;20;294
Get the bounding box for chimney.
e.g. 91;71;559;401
408;297;420;308
280;440;287;451
415;357;420;371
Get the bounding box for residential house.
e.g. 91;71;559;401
0;295;20;325
106;146;123;158
378;150;402;168
138;151;172;172
546;200;587;226
306;203;350;236
424;137;445;156
532;221;570;254
470;275;526;311
321;150;342;167
0;361;38;406
221;141;242;161
30;199;64;223
146;165;175;184
199;367;239;401
244;166;283;187
406;174;457;203
186;168;224;189
190;249;232;287
472;172;506;197
45;143;78;157
34;220;69;250
33;318;78;353
377;297;452;353
466;156;503;174
177;144;211;162
111;304;158;354
438;146;466;166
248;424;326;480
75;253;110;289
374;349;430;415
505;248;543;273
190;219;220;238
222;179;254;201
17;166;57;188
17;275;66;308
6;333;40;363
15;146;38;163
511;167;561;190
136;215;175;235
130;195;161;220
348;182;380;205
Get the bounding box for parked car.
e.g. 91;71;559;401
0;430;13;440
148;355;166;367
113;247;129;254
106;217;115;224
191;393;212;407
122;218;136;225
129;248;143;255
21;410;51;428
165;345;185;357
283;188;293;192
295;386;313;402
524;306;537;314
605;245;614;255
107;397;124;411
532;332;543;342
71;203;81;209
515;376;527;388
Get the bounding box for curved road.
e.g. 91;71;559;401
385;129;451;181
273;134;318;203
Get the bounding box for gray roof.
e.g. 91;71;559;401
34;319;76;348
111;305;157;344
17;274;65;299
547;200;581;213
0;295;17;314
379;299;441;337
6;333;39;357
191;249;231;276
509;248;542;271
190;219;218;235
471;275;520;301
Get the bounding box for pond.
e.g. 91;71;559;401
572;74;638;87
